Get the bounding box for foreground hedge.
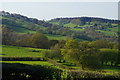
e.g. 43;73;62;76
62;70;120;79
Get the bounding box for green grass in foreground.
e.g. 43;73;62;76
1;45;49;57
1;61;64;70
1;61;52;66
101;65;120;72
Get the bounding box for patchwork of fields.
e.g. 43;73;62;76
1;45;120;73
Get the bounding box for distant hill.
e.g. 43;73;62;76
0;11;119;42
49;17;118;24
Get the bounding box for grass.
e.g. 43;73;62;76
112;24;118;26
46;34;67;40
96;30;117;36
2;16;44;34
106;27;118;32
61;62;81;69
48;22;60;25
71;28;84;31
102;65;120;72
1;61;63;70
64;23;85;31
100;48;118;51
8;25;36;34
1;61;53;66
1;45;49;57
64;23;78;28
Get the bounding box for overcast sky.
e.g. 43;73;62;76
1;2;118;20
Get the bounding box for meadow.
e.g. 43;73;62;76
1;45;49;57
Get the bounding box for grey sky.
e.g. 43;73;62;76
2;2;118;20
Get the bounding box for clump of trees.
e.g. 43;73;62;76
16;33;59;49
2;27;59;49
61;40;101;70
45;39;119;70
99;49;119;66
27;33;49;48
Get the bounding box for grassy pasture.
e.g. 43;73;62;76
64;23;78;28
1;61;53;66
100;48;119;52
71;28;84;31
8;25;36;34
1;61;65;70
48;22;60;25
1;45;49;57
101;65;120;72
107;27;118;32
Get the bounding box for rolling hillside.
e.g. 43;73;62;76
0;11;119;41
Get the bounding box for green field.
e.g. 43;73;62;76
46;34;68;40
107;27;118;32
2;16;45;34
96;30;117;36
48;22;60;25
8;25;36;34
101;65;120;72
1;61;53;66
1;45;49;57
71;28;84;31
64;23;79;28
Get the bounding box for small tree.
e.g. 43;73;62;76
61;40;81;63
